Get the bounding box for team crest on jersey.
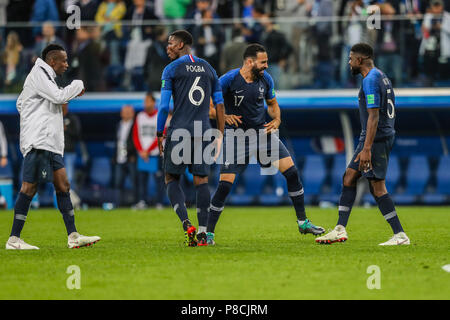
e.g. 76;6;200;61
186;65;205;73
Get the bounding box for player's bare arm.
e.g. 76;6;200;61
355;107;379;171
264;97;281;134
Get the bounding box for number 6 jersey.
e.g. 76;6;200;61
159;54;223;138
358;67;396;142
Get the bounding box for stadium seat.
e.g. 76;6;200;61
394;156;430;205
229;164;265;205
0;161;13;179
423;155;450;204
301;155;326;204
89;157;112;187
259;171;289;205
318;154;346;204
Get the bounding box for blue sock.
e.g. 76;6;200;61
282;166;306;221
195;183;210;230
10;192;33;237
166;180;189;230
207;181;232;233
375;193;404;234
337;186;357;227
56;192;77;235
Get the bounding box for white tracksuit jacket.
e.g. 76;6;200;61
16;58;84;157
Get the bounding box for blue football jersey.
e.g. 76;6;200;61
219;69;276;129
160;54;222;137
358;67;396;142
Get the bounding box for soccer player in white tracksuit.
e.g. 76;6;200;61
5;44;101;250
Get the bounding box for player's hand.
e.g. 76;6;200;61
77;89;85;97
213;133;223;163
264;118;281;134
157;136;165;157
139;151;149;162
355;148;372;172
225;114;242;127
0;157;7;168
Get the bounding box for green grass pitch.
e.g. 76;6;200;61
0;206;449;300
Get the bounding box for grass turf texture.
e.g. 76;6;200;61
0;206;449;300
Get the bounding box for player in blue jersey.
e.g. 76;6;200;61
316;43;410;246
207;44;325;245
156;30;225;247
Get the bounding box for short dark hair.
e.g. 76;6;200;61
42;43;65;61
146;91;155;101
243;43;266;60
169;30;193;47
350;43;374;60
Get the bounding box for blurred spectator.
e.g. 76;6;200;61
75;0;101;21
132;92;164;209
32;22;65;63
420;0;445;85
185;0;213;33
220;26;247;75
143;25;170;91
340;0;366;87
260;14;293;89
163;0;193;19
114;104;137;207
0;0;7;46
375;0;403;87
124;0;159;41
311;0;334;88
0;31;26;93
216;0;239;18
401;0;423;82
30;0;60;38
70;26;106;91
192;8;224;71
95;0;127;65
239;3;265;43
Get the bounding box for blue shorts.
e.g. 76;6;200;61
348;135;395;180
163;137;211;177
220;129;291;175
22;149;65;184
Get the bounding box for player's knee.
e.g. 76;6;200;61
343;171;357;187
20;183;37;198
193;175;208;186
370;180;387;198
165;173;180;185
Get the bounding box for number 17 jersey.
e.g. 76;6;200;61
161;54;222;137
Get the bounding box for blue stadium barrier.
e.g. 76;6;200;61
301;155;326;204
259;172;289;205
89;157;112;187
318;154;346;204
394;156;430;205
423;155;450;204
229;164;265;205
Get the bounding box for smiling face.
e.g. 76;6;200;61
248;51;268;79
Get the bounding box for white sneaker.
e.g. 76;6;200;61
68;232;101;249
6;236;39;250
379;232;410;246
315;225;348;244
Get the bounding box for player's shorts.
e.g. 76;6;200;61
22;149;65;184
163;136;211;177
219;128;291;175
348;135;395;180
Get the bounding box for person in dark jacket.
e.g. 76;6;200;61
143;25;170;91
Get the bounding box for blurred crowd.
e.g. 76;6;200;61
0;0;449;93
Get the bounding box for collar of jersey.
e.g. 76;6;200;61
35;58;57;79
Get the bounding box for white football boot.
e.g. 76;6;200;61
6;236;39;250
68;232;101;249
315;225;348;244
379;232;410;246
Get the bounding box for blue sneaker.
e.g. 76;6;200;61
206;232;215;246
298;219;325;236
